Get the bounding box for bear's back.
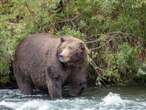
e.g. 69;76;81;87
13;33;61;88
15;33;59;64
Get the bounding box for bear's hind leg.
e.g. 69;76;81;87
14;66;33;95
17;78;33;95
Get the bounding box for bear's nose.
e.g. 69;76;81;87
59;54;64;58
58;54;64;62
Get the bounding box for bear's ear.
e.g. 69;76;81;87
80;42;90;54
60;37;65;43
80;42;85;50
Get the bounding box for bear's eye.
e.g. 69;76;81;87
75;52;82;58
60;45;66;50
68;46;73;49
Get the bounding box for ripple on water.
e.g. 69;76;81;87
0;89;146;110
0;98;97;110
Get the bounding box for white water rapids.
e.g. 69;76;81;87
0;86;146;110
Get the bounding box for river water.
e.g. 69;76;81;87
0;86;146;110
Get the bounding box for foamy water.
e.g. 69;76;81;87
0;87;146;110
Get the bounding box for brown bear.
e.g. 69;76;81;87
13;33;88;99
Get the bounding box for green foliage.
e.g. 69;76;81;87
117;43;140;68
0;0;146;85
89;32;145;85
57;26;85;39
116;43;141;80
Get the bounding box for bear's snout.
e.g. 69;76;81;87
58;48;71;63
58;54;64;62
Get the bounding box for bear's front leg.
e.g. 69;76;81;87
46;66;63;99
68;67;87;97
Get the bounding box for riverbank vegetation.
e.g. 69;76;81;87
0;0;146;87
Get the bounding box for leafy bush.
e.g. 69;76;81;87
89;32;145;85
0;0;146;85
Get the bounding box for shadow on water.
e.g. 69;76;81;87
0;86;146;110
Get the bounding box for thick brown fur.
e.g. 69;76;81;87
13;33;88;99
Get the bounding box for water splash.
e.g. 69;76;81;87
98;92;146;110
101;92;123;106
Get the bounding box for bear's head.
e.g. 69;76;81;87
57;36;88;65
